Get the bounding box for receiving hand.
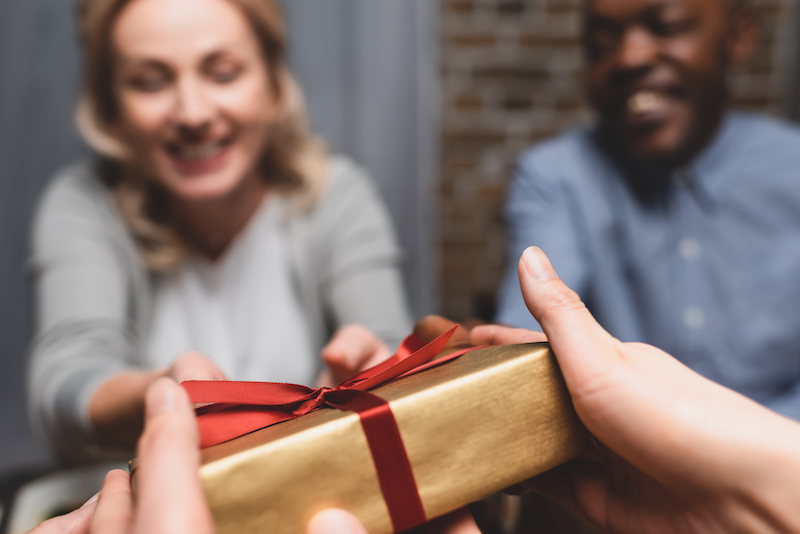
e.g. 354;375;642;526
90;351;225;445
471;247;800;534
319;324;391;386
29;377;214;534
167;351;227;383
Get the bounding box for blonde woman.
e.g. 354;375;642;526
27;0;411;463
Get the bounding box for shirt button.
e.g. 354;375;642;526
683;307;706;330
679;237;702;260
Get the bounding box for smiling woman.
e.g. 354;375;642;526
77;0;322;266
27;0;412;463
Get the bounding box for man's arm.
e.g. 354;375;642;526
495;153;591;329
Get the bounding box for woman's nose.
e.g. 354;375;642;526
173;78;214;132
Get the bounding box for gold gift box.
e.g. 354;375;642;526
199;343;591;534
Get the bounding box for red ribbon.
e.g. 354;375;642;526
183;326;476;533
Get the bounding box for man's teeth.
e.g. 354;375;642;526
175;141;224;160
628;91;667;114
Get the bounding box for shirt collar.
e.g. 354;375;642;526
681;110;746;207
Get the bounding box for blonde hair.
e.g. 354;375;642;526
76;0;328;271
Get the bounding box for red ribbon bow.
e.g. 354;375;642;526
183;326;473;533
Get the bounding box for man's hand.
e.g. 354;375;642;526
319;324;391;386
473;247;800;534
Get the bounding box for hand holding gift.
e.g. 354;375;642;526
317;246;800;534
474;246;800;533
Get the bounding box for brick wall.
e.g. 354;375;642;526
439;0;799;321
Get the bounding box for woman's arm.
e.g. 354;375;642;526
313;159;413;383
28;168;148;461
27;169;213;456
29;169;227;459
320;160;412;345
89;352;225;446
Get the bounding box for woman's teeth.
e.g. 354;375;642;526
628;91;668;114
173;141;225;160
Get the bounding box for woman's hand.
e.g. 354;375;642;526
472;247;800;534
90;351;225;446
29;377;214;534
319;325;391;386
166;351;227;383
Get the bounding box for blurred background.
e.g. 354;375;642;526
0;0;799;477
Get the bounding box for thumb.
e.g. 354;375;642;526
133;378;214;534
518;247;618;382
307;509;368;534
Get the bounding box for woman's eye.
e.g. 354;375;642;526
128;72;170;92
209;63;242;84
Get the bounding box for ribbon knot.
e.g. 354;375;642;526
310;386;334;411
183;327;475;533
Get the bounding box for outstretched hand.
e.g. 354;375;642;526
319;324;392;386
29;377;214;534
167;351;227;383
472;247;800;534
90;350;225;446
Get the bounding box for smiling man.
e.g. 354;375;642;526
496;0;800;419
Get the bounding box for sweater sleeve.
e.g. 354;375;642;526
313;158;413;352
27;164;144;463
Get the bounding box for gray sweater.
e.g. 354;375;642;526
27;156;412;463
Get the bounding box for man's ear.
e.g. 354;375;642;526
728;6;758;67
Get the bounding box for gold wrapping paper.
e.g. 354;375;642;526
198;343;591;534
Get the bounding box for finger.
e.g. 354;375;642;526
413;315;459;342
358;344;392;371
88;470;133;534
426;507;481;534
132;377;214;534
518;247;618;382
306;509;368;534
470;324;547;346
413;316;473;350
29;496;98;534
322;325;387;375
170;351;226;383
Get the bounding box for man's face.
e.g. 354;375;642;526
584;0;748;165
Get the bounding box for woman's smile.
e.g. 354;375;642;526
165;134;235;176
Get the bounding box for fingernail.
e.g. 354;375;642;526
80;492;99;508
146;377;177;419
522;246;557;281
307;509;367;534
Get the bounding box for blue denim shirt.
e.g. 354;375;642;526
497;111;800;419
